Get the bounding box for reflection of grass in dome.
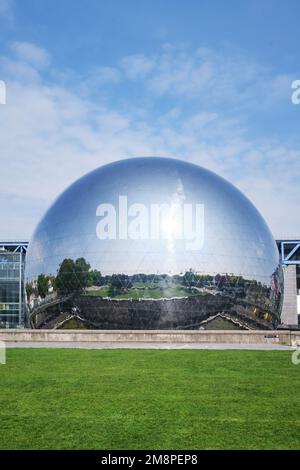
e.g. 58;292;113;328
84;285;208;299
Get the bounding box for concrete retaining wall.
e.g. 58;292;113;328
0;329;299;346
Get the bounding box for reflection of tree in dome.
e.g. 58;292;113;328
25;255;282;330
37;274;53;298
56;258;92;294
108;274;133;296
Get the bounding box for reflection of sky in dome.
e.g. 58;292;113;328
26;157;280;284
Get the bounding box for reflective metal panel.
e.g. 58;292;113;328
25;157;283;330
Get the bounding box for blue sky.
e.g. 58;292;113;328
0;0;300;238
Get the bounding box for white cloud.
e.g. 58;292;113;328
0;41;299;239
118;45;293;113
121;54;156;79
10;42;50;68
82;66;121;89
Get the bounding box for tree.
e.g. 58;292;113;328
110;274;132;291
74;257;92;287
37;274;49;298
26;282;34;298
56;257;92;294
56;259;79;294
90;269;102;286
49;275;57;291
183;270;196;289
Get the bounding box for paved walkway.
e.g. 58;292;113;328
4;341;293;350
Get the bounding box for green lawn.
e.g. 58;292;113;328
1;349;300;449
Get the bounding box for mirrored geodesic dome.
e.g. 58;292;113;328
25;157;283;330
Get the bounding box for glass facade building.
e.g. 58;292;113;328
0;243;28;328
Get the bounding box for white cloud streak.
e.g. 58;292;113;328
0;42;299;239
10;42;50;68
